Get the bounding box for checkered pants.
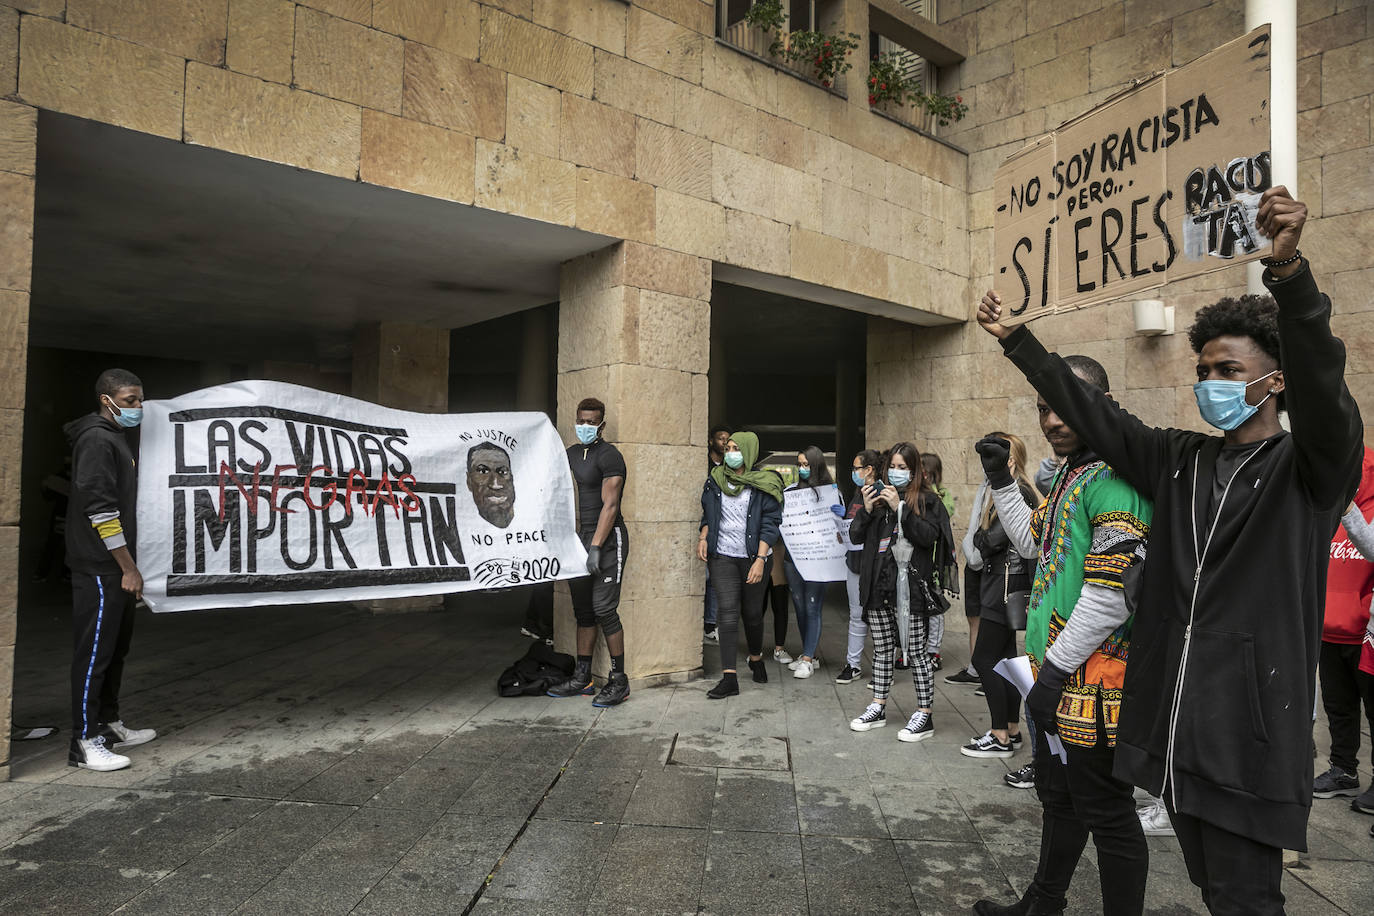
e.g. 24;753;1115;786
868;602;933;707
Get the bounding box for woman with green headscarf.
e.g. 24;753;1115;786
696;432;786;699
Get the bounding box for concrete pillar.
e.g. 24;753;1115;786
515;307;551;414
352;322;450;413
835;357;860;485
352;322;450;613
0;102;38;781
555;242;712;683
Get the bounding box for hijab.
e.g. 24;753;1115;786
710;431;785;503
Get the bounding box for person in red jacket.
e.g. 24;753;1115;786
1318;446;1374;811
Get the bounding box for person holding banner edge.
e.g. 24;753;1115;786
547;398;631;707
977;187;1361;915
64;369;158;772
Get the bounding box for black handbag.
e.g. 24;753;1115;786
1004;563;1029;631
914;571;950;617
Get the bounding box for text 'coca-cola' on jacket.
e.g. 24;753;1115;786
1324;445;1374;644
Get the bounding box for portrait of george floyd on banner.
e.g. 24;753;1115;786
992;24;1274;325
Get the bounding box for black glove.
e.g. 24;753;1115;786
974;435;1014;489
585;545;602;577
1025;658;1071;735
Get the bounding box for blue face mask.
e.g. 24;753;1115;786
887;468;911;488
851;470;866;488
798;466;811;480
105;397;142;429
1193;370;1277;431
574;423;599;445
724;451;744;470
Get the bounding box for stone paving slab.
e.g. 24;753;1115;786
0;585;1366;914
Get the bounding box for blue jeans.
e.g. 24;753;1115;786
782;555;825;659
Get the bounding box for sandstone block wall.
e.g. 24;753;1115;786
868;0;1374;529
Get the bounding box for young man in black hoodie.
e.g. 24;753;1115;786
978;187;1362;914
64;369;158;772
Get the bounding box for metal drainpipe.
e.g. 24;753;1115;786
1245;0;1297;295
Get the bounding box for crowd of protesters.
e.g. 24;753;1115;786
55;183;1371;915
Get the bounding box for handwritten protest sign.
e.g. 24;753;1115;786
780;484;848;582
993;25;1272;323
136;381;587;612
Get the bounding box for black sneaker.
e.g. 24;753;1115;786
1350;785;1374;814
748;658;768;683
547;665;594;698
974;686;985;697
1004;761;1035;789
894;654;909;670
1009;732;1023;749
706;674;739;699
960;731;1014;758
1313;766;1360;798
592;673;630;707
929;652;942;671
835;664;862;685
944;668;980;685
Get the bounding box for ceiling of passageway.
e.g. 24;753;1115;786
29;114;612;369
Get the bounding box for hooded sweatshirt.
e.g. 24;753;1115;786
1323;446;1374;644
999;262;1363;852
64;413;139;575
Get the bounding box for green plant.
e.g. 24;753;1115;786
742;0;786;33
867;52;914;107
920;90;969;127
780;29;861;89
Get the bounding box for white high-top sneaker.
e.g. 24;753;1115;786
69;736;131;772
100;720;157;749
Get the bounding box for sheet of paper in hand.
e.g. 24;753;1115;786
136;381;587;612
780;484;849;582
993;24;1272;325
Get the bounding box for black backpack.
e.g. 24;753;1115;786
497;641;575;697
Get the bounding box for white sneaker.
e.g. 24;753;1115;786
69;736;131;772
774;648;793;665
849;702;887;731
793;659;814;679
897;711;934;743
100;720;157;749
1138;798;1175;836
703;627;719;643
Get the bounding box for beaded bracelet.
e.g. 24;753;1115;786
1259;249;1301;268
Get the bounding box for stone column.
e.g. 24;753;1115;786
352;322;450;413
514;307;552;414
556;242;711;683
352;322;450;612
0;101;37;781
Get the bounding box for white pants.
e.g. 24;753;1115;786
845;565;866;669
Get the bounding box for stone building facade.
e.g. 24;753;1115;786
0;0;1369;778
868;0;1374;511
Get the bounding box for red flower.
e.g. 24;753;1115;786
821;79;830;87
870;77;877;85
956;95;963;102
880;83;886;89
869;94;876;104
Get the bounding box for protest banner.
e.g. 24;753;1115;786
993;24;1272;323
136;381;587;612
779;484;848;582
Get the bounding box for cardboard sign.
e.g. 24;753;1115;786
779;484;849;582
993;25;1272;323
137;381;588;612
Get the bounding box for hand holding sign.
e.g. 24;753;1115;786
1255;186;1306;275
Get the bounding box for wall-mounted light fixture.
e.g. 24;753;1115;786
1132;299;1174;336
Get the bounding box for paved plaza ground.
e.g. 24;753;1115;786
0;583;1370;914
